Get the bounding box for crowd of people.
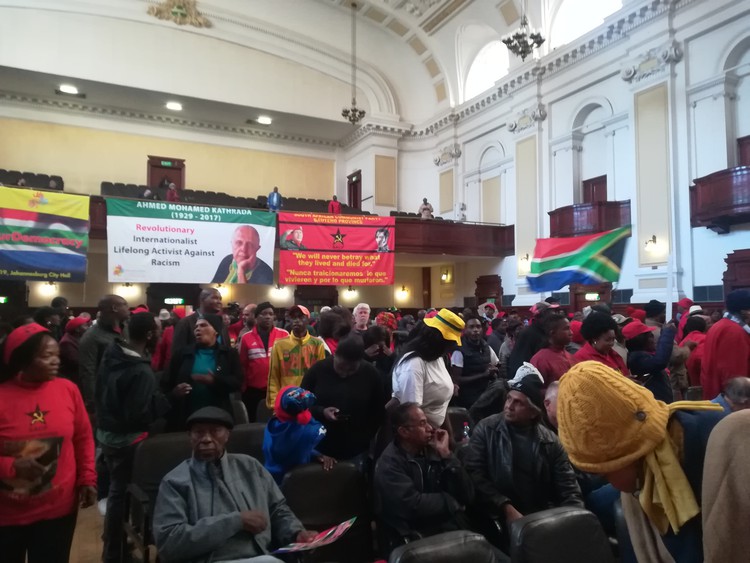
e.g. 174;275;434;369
0;288;748;563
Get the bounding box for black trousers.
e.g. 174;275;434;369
242;386;267;422
102;443;138;563
0;512;77;563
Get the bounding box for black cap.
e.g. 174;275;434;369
509;376;545;411
644;299;666;318
544;296;560;304
201;313;224;335
186;407;234;429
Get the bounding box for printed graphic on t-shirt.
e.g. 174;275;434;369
0;437;62;497
25;403;50;427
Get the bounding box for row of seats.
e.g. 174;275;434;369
0;168;64;190
101;181;371;215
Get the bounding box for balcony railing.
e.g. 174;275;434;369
548;200;631;238
690;166;750;234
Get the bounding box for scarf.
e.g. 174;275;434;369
724;311;750;336
223;260;256;284
639;400;723;535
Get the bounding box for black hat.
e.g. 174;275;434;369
186;406;234;429
726;290;750;314
644;299;666;318
201;313;224;335
509;376;545;411
545;296;560;304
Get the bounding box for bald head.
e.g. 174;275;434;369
724;377;750;412
232;225;261;266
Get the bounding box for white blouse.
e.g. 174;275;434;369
392;352;454;428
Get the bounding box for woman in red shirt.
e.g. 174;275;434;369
573;312;630;375
0;323;97;563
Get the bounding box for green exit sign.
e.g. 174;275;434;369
161;160;173;167
0;296;7;304
164;297;184;305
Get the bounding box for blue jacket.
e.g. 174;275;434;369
263;417;326;484
627;327;676;403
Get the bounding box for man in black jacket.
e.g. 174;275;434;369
170;288;229;359
464;371;582;546
96;312;188;563
374;402;474;553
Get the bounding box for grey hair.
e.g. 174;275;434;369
724;377;750;405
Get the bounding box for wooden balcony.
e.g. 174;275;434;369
548;200;631;238
394;217;515;257
690;166;750;234
91;196;515;257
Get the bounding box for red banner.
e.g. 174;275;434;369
278;212;395;286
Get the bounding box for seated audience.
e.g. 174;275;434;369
450;314;499;409
529;313;574;385
574;312;629;374
624;319;676;403
702;410;750;563
239;302;288;421
701;289;750;400
58;315;90;383
302;336;385;464
163;314;242;430
153;407;317;562
464;366;582;544
557;361;725;563
266;305;326;408
392;310;464;429
263;386;332;484
0;323;97;563
374;403;474;550
711;376;750;413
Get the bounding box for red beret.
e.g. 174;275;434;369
65;316;90;334
3;323;49;364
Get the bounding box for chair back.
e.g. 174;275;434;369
509;506;615;563
686;386;703;400
226;423;265;462
256;401;274;423
231;399;250;425
447;407;472;437
389;531;502;563
281;462;371;562
131;433;193;508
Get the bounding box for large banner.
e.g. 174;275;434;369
278;212;395;286
0;187;89;282
106;199;276;284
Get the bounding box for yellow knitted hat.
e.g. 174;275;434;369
557;361;669;473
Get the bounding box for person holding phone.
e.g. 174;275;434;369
302;336;386;468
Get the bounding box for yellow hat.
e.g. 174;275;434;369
557;361;669;473
423;308;464;346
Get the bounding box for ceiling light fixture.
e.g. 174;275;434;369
257;115;272;125
502;0;545;61
59;84;79;95
342;2;366;125
165;101;183;111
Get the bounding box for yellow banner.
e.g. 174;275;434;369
0;186;89;221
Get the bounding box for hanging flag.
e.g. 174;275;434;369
526;225;632;292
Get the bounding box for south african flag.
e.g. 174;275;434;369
526;226;631;292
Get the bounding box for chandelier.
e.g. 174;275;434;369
502;1;545;61
342;2;366;125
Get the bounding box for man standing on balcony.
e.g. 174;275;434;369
268;186;283;213
328;195;342;214
418;198;434;219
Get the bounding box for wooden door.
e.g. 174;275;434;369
347;170;362;210
582;175;607;203
147;155;185;189
738;136;750;167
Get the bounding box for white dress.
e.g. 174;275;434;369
392;352;454;428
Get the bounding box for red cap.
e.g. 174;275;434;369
65;316;90;334
625;306;636;316
622;320;657;340
631;309;646;322
290;305;310;318
132;307;149;314
3;323;49;364
678;298;693;309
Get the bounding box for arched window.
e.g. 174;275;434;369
549;0;622;50
464;41;510;101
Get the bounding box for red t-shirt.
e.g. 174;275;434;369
701;319;750;398
573;342;630;375
328;200;342;214
0;377;96;526
530;347;575;385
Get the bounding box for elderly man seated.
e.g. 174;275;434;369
463;364;582;547
374;402;474;551
153;407;317;563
